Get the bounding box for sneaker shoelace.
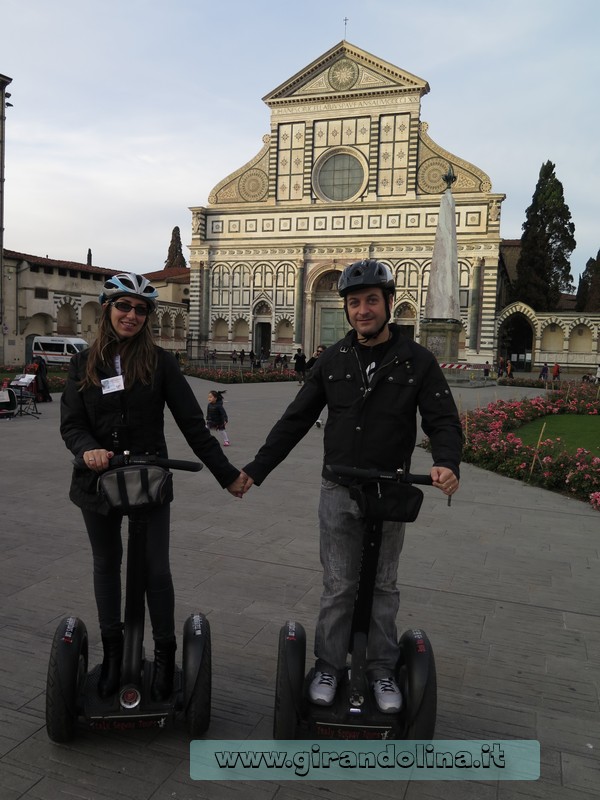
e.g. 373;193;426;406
376;678;399;693
317;672;336;687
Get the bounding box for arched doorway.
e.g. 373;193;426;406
394;301;416;340
253;301;272;356
498;313;535;372
314;269;345;347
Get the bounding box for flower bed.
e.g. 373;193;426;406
182;366;299;384
459;383;600;510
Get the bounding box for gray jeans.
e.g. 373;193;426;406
315;479;405;680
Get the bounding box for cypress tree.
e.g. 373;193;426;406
582;251;600;312
512;161;576;310
164;226;187;270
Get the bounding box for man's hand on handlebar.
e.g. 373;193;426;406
83;449;114;473
430;466;459;497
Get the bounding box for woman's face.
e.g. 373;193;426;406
109;297;151;339
208;393;216;404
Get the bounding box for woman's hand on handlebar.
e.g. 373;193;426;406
430;466;459;497
82;448;114;473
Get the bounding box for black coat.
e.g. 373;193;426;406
206;398;228;429
61;347;240;512
244;325;462;486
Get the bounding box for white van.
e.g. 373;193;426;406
32;336;89;365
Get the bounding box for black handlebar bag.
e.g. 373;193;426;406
349;481;424;523
97;465;173;514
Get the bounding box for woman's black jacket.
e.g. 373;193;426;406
61;347;240;512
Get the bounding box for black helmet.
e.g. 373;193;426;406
338;259;395;297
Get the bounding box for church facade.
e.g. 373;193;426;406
188;41;507;364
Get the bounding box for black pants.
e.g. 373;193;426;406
82;504;174;641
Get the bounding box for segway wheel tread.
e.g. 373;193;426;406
46;616;88;743
273;621;306;740
185;622;212;737
399;628;437;740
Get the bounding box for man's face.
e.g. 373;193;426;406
345;287;391;341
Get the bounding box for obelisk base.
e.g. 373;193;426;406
420;320;462;362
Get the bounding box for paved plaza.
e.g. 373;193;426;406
0;376;598;799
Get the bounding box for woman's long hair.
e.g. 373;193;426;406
80;302;157;390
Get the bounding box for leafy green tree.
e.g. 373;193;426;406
164;226;187;270
512;161;576;310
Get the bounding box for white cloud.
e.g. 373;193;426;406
2;0;599;278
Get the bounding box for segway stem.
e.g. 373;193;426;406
348;519;383;709
120;513;147;705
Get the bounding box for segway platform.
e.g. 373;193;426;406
274;621;437;741
82;662;184;732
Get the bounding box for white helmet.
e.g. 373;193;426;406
99;273;158;310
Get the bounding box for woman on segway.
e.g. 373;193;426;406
60;273;246;703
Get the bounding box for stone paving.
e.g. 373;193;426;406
0;378;598;799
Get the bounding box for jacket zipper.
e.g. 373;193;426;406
352;347;399;403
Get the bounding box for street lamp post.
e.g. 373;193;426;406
0;73;14;365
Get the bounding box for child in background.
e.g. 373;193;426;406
207;389;230;446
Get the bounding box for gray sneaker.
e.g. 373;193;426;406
372;677;403;713
315;419;323;428
309;671;337;705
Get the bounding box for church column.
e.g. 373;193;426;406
294;260;305;346
468;258;483;352
201;261;211;344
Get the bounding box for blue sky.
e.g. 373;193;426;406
2;0;599;282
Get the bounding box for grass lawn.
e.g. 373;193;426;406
515;415;600;456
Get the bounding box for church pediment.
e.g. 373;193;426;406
417;122;492;194
263;40;429;106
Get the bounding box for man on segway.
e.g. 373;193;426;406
240;260;462;714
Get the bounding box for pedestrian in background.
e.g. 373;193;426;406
207;389;230;446
293;348;307;385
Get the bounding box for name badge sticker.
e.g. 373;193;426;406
101;375;125;394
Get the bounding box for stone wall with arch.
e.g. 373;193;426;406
232;317;250;342
56;301;78;336
274;316;294;343
496;303;600;372
212;317;229;341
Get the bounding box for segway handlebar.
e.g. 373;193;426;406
73;453;203;472
326;464;433;486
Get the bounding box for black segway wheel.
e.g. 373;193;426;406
273;620;306;740
398;628;437;739
183;613;212;737
46;616;88;743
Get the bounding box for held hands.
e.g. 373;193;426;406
226;470;254;498
430;466;459;497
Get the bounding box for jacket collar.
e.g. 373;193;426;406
342;323;414;362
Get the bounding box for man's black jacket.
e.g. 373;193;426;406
244;325;463;486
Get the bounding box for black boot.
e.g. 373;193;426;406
151;639;177;702
98;633;123;699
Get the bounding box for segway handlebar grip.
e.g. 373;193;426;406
326;464;433;486
72;455;203;472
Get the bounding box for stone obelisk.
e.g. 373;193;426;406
420;165;462;362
